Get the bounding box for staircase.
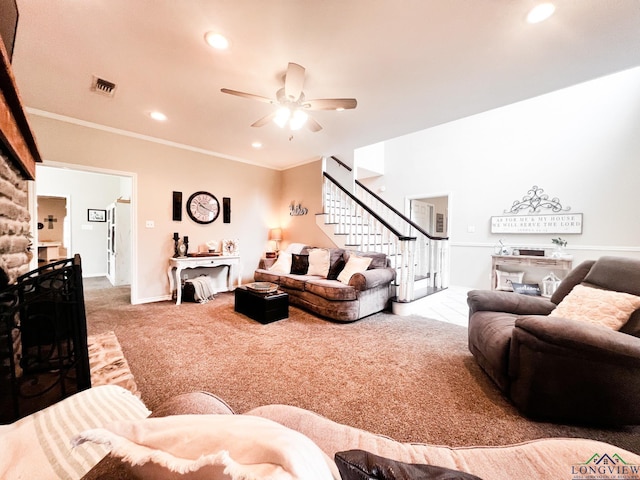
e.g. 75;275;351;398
316;167;449;303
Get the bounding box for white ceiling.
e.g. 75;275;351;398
11;0;640;170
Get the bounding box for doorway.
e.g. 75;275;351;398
36;195;70;265
407;194;449;237
33;163;137;303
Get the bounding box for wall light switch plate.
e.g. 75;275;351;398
467;225;476;233
146;220;155;228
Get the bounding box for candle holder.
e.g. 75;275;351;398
172;233;180;257
183;236;189;256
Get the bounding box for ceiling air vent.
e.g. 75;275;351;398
91;76;117;97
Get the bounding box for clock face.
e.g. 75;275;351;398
186;191;220;224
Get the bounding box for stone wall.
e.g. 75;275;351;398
0;150;32;284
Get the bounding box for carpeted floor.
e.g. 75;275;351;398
84;285;640;455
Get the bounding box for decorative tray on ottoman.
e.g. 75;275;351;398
246;282;278;294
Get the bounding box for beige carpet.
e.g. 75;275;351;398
84;286;640;455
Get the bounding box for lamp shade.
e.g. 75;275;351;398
269;228;283;241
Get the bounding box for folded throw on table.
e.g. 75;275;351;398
185;276;216;303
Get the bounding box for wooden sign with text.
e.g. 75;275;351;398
491;214;583;234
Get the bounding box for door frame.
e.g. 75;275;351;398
30;161;139;303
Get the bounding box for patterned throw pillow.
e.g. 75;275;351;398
551;284;640;330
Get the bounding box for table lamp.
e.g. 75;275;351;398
269;228;282;254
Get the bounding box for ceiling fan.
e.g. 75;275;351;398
221;62;357;133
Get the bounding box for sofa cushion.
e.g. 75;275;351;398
338;255;372;284
550;284;640;331
583;256;640;297
291;254;309;275
335;449;483;480
248;404;640;480
280;274;309;291
308;248;331;277
305;278;358;301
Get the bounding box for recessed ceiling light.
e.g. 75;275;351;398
149;111;167;121
204;32;230;50
251;141;262;149
527;3;556;24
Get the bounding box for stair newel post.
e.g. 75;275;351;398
397;238;417;302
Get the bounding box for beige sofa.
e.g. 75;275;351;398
254;246;396;322
4;386;639;479
79;389;640;480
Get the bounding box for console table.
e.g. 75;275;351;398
491;255;573;291
167;255;240;305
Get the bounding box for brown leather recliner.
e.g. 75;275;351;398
467;256;640;426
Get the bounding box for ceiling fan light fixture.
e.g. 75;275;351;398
204;31;230;50
289;109;308;130
526;3;555;23
274;107;291;128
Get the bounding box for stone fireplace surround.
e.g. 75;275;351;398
0;37;41;285
0;151;31;284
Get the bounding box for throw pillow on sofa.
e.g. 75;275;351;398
335;449;483;480
308;248;331;277
338;255;372;284
291;254;310;275
550;284;640;330
269;253;292;274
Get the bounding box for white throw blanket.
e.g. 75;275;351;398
186;276;216;303
73;414;339;480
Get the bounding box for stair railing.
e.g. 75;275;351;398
323;172;418;302
355;179;450;291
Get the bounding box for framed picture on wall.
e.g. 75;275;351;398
88;209;106;222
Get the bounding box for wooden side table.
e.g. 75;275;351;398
167;255;240;305
491;255;573;291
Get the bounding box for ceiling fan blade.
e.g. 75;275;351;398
251;111;277;127
306;116;323;132
221;88;274;104
303;98;358;110
284;62;305;101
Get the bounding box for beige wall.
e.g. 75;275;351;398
28;115;282;303
361;66;640;289
278;160;335;250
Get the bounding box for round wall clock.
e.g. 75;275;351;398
186;191;220;224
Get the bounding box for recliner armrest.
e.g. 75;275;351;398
514;315;640;362
349;267;396;291
467;290;555;316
